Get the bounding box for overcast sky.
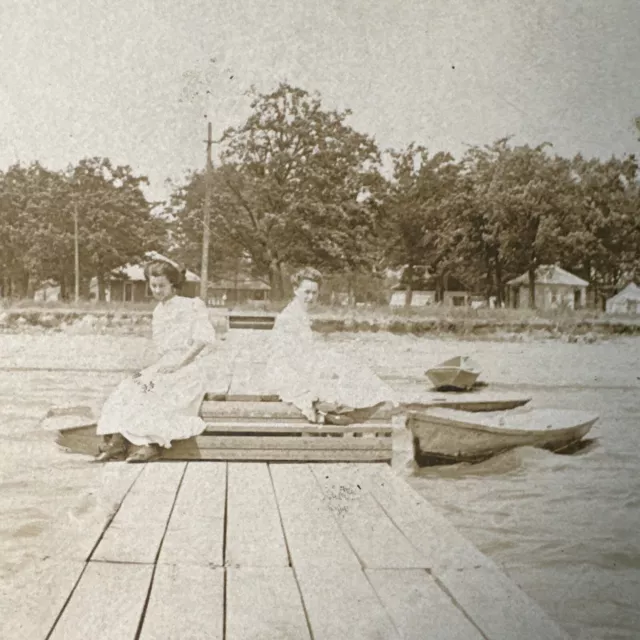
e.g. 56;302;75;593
2;0;639;200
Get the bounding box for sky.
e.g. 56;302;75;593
2;0;639;201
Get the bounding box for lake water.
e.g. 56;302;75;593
1;332;639;639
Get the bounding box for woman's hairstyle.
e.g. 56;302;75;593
291;267;323;288
143;259;186;289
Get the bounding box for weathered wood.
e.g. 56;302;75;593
366;569;484;640
158;462;226;566
48;562;153;640
311;465;428;568
92;463;186;564
195;435;391;450
295;565;401;640
270;464;361;568
139;564;224;640
163;447;392;463
346;464;572;639
226;568;311;640
226;463;289;567
203;421;394;434
1;560;85;640
201;400;391;422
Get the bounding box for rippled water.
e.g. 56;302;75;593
1;332;639;639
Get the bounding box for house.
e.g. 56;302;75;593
389;274;470;307
606;282;640;314
207;275;271;306
90;252;200;303
506;265;588;310
34;280;62;302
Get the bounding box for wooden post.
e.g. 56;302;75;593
200;122;213;302
73;206;80;304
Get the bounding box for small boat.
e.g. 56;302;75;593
407;407;598;466
425;356;481;391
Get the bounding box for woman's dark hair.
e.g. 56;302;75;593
291;267;323;288
143;259;185;289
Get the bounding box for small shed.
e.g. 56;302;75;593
507;265;588;310
606;283;640;314
207;275;271;306
90;252;200;303
34;280;62;302
389;275;470;308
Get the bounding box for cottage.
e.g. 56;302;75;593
606;283;640;314
90;252;200;303
34;280;62;302
389;274;470;307
506;265;588;310
207;275;271;306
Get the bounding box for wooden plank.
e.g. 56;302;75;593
49;562;152;640
311;465;428;568
163;447;391;463
200;400;391;422
92;463;186;564
203;421;394;434
435;565;571;640
366;569;484;640
226;463;289;567
270;464;361;568
295;565;400;640
195;435;391;450
1;560;85;640
139;564;224;640
227;568;310;640
158;462;226;566
351;465;571;639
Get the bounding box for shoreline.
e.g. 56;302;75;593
1;305;640;341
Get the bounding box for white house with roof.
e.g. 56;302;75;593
507;265;589;310
606;282;640;314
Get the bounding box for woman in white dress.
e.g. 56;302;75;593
268;267;397;425
96;259;217;462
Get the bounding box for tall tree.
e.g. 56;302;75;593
171;84;383;300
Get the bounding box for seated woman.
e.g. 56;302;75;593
267;267;398;425
96;259;217;462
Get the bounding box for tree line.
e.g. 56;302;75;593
2;83;639;306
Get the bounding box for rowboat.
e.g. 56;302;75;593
407;407;598;466
425;356;481;391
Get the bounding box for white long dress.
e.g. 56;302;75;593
267;298;396;412
96;296;216;447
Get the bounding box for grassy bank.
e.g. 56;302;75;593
2;300;640;339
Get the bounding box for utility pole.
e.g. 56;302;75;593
200;122;213;301
73;205;80;304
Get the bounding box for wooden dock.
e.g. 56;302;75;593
28;461;570;640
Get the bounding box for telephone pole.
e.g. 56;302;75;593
73;206;80;304
200;122;213;301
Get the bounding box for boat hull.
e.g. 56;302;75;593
407;408;597;466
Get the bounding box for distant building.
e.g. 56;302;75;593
89;252;200;303
506;265;588;310
389;274;470;307
34;279;62;302
207;275;271;306
605;282;640;314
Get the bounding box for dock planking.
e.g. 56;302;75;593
41;461;571;640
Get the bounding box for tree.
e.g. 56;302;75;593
170;84;383;300
67;158;166;300
382;145;465;305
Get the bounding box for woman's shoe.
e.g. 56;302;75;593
126;444;161;463
95;434;128;462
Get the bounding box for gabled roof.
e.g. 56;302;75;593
507;265;588;287
607;282;640;303
111;251;200;283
